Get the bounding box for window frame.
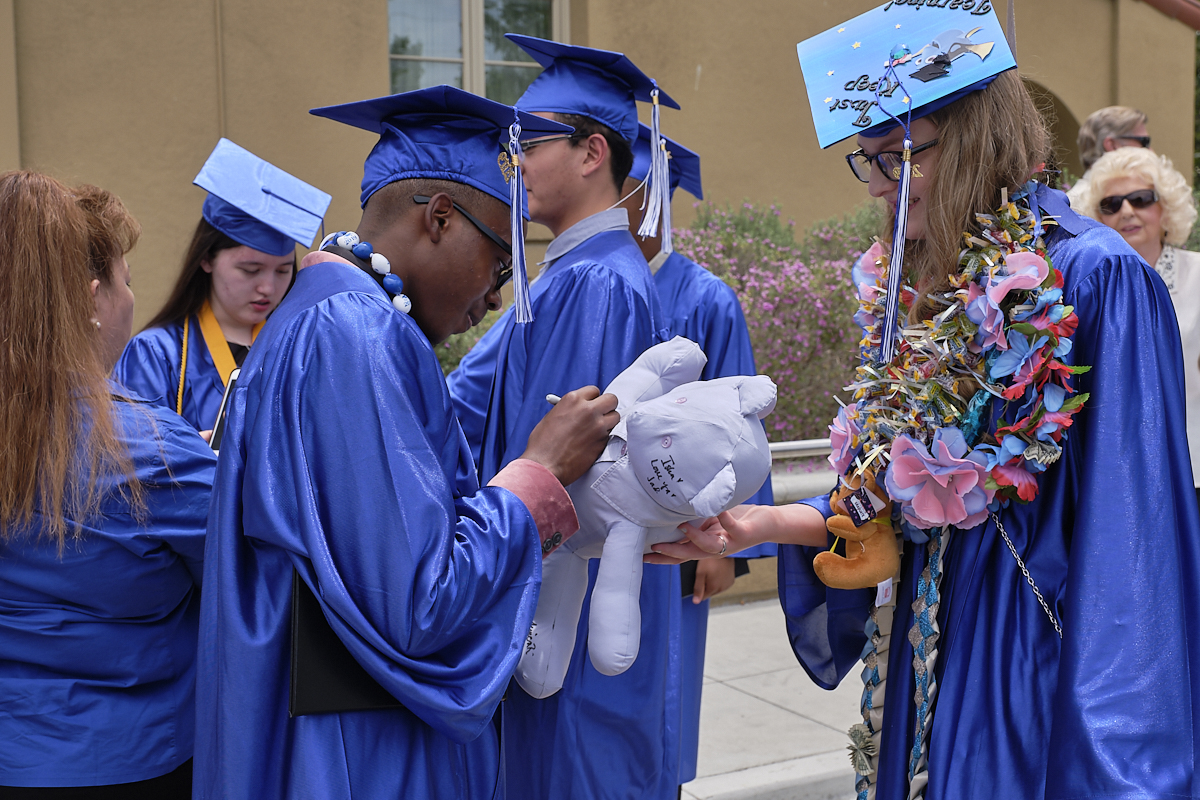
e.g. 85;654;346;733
388;0;569;99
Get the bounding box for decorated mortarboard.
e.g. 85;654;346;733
629;123;703;257
796;2;1016;149
194;138;332;258
796;1;1016;362
310;85;573;323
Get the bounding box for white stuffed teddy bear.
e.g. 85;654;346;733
515;337;776;699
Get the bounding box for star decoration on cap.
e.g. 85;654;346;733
902;96;910;104
852;41;861;49
827;70;835;76
896;24;902;28
838;27;846;33
825;96;833;103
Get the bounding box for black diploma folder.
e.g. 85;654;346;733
288;570;404;716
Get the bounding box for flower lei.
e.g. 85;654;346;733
831;183;1090;800
830;182;1089;530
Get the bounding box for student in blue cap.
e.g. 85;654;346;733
617;123;776;790
447;35;686;800
191;85;619;800
652;3;1200;799
114;139;331;434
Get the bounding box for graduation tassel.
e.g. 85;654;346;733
637;85;672;253
658;137;673;256
508;117;534;324
880;136;912;364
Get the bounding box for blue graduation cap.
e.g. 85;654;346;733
506;35;679;144
194;138;332;258
796;3;1016;364
629;124;702;258
796;3;1016;149
630;123;702;201
310;85;574;324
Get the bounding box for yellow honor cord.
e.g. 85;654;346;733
830;535;842;553
176;316;189;415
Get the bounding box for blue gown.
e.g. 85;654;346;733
0;388;215;787
192;261;545;800
450;227;679;800
115;321;226;431
778;186;1200;799
653;251;776;785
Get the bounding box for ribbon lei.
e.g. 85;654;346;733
508;117;534;323
637;84;672;254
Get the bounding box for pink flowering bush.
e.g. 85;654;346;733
675;201;880;441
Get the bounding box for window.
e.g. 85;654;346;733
388;0;568;106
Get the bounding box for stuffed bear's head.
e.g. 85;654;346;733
618;375;776;519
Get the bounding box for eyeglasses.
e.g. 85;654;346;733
1115;135;1152;149
518;133;581;153
845;138;940;184
1097;188;1158;216
412;195;513;292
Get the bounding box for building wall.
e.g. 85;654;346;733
0;0;1194;329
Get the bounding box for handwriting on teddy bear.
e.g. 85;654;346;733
646;457;684;498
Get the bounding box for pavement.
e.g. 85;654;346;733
681;598;860;800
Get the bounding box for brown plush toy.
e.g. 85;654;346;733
813;470;900;590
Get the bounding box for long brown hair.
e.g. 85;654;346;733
0;171;138;549
142;217;239;330
73;183;142;283
888;71;1052;319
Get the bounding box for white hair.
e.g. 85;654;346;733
1068;148;1197;247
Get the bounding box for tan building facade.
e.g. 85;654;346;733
0;0;1193;329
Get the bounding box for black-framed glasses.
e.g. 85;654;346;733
412;195;513;292
845;138;940;184
519;133;580;153
1098;188;1158;216
1115;135;1152;149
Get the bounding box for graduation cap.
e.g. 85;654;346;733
629;123;703;257
795;2;1015;363
796;3;1016;149
310;85;574;323
195;138;333;258
506;35;679;144
630;123;702;201
505;36;680;256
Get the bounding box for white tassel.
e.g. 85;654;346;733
880;137;912;364
508;118;534;324
637;86;672;254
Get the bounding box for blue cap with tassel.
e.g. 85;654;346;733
310;85;573;325
795;2;1017;361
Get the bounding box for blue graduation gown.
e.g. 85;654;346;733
115;320;226;431
778;187;1200;799
654;251;776;785
0;389;214;787
450;228;678;800
192;262;545;800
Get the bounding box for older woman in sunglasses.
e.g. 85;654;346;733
1070;147;1200;505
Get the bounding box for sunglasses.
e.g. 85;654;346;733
1115;135;1152;149
846;138;939;183
1098;188;1158;216
412;195;513;293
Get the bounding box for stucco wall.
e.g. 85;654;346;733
9;0;389;329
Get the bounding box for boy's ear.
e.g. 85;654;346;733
421;193;456;244
580;133;610;179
